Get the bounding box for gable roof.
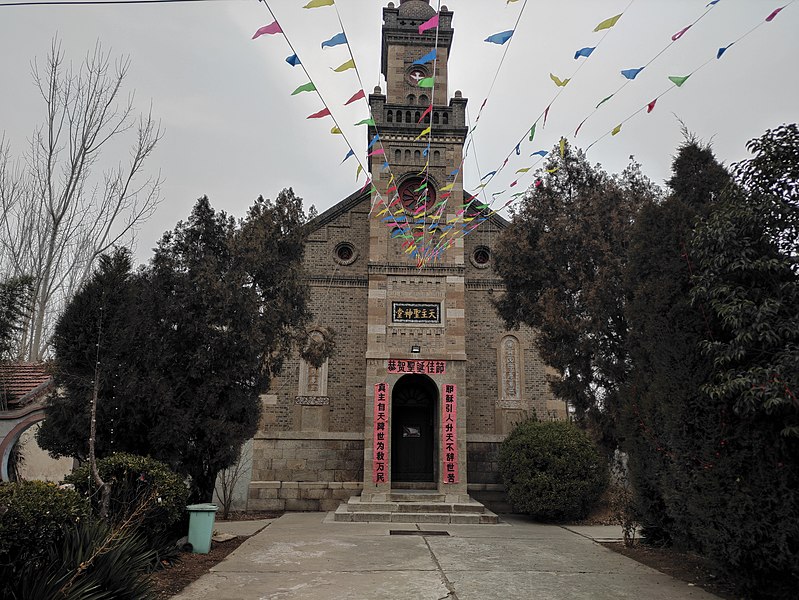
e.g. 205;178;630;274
0;362;53;410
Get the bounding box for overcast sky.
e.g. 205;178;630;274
1;0;796;262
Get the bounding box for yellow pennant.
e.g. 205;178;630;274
333;59;355;72
550;73;571;87
304;0;334;8
415;126;431;140
611;123;622;136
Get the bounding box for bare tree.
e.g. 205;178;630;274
0;39;162;360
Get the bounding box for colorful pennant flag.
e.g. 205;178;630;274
344;89;366;105
355;118;376;126
671;25;692;41
415;126;432;140
413;49;437;65
621;67;644;80
544;104;551;126
485;30;514;45
331;126;342;134
307;108;331;119
368;149;385;157
594;13;622;32
646;99;657;113
574;47;596;59
341;149;354;163
322;32;347;48
481;171;497;181
596;94;614;108
367;134;380;149
717;43;733;59
418;77;435;88
529;122;536;141
531;150;547;157
333;59;356;72
550;73;570;87
419;14;439;35
291;82;316;95
515;143;521;156
418;105;433;123
668;75;691;87
575;118;588;136
765;6;785;21
286;54;301;67
252;21;282;39
304;0;334;8
611;124;622;136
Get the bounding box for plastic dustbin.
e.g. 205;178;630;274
186;503;218;554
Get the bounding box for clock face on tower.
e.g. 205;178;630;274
398;177;436;211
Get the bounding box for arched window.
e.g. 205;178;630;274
405;111;412;123
414;150;421;160
396;110;403;123
395;149;402;163
407;94;416;105
424;113;430;124
387;111;393;123
419;94;429;106
415;111;421;123
433;112;440;125
405;149;411;161
442;112;449;125
433;150;441;162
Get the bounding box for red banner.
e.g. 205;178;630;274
442;384;459;484
387;359;446;375
373;383;389;484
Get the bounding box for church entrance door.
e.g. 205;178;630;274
391;374;437;482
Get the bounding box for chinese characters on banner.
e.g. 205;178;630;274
387;359;446;375
392;302;441;324
373;383;389;484
442;384;459;484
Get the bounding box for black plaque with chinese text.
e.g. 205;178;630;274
392;302;441;324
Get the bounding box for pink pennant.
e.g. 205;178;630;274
418;105;433;123
510;180;518;187
543;104;551;127
419;14;439;35
359;178;372;194
252;21;282;39
671;25;692;41
344;89;366;105
646;99;657;113
765;6;785;21
307;108;331;119
368;149;385;157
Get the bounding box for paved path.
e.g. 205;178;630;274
173;513;719;600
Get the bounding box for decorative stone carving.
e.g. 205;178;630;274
295;396;331;406
497;335;522;408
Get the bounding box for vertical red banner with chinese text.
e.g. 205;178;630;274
442;384;459;484
373;383;389;484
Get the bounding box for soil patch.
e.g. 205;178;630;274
603;542;739;600
150;512;281;598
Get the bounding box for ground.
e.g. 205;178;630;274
150;508;738;600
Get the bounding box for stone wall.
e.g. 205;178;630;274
466;437;512;513
249;433;364;511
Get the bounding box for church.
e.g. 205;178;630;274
246;0;566;520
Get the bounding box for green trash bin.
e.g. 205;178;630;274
186;503;218;554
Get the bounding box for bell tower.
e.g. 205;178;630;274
362;1;470;502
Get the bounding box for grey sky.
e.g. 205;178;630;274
1;0;796;262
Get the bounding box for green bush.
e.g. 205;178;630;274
66;453;187;538
499;420;608;521
0;480;89;563
12;518;156;599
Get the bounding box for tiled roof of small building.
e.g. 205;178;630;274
0;362;53;410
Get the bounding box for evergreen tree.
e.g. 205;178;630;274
493;143;660;444
40;191;314;502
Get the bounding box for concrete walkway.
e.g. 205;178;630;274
172;513;719;600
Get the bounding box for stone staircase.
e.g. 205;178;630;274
333;490;499;524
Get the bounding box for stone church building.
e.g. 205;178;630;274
246;0;566;518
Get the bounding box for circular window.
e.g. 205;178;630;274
471;246;491;268
334;242;358;266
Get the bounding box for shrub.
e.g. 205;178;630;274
0;480;89;564
499;420;608;521
66;453;188;538
13;518;156;599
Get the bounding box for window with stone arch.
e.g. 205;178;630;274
419;94;429;106
298;330;329;398
497;334;523;408
407;94;416;105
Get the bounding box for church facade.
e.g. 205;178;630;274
246;0;565;513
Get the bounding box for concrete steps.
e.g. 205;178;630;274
333;490;499;524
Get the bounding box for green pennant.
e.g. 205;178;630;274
668;75;690;87
529;122;536;142
596;94;614;108
414;183;428;193
354;118;376;126
418;77;435;88
291;82;316;95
